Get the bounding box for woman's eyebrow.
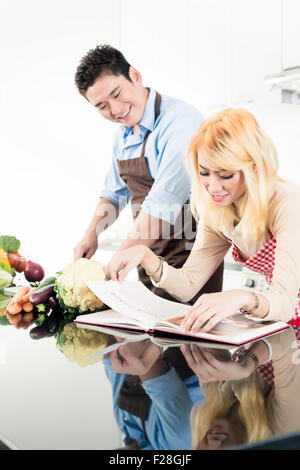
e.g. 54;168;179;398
198;164;228;173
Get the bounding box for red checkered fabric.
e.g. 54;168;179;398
228;232;300;388
232;326;300;391
230;232;300;325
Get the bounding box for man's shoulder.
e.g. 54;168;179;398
159;93;204;123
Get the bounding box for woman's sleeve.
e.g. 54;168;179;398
267;327;300;437
157;223;231;302
263;188;300;322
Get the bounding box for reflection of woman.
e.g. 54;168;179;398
181;327;300;449
106;108;300;333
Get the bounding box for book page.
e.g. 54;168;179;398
86;280;190;327
153;312;289;345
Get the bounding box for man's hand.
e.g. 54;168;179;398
74;198;119;261
74;230;99;261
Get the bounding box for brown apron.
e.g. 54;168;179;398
117;91;223;304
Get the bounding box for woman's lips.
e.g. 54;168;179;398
208;426;229;436
211;193;229;202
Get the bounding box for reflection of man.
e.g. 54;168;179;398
103;339;203;450
73;44;223;302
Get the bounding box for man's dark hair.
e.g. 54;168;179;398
75;44;131;95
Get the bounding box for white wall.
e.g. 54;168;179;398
0;0;121;274
120;0;300;184
120;0;283;111
0;0;122;450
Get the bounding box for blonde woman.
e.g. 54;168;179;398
106;108;300;332
182;326;300;449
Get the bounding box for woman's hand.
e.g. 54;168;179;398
105;245;162;283
181;344;254;383
105;245;149;282
110;340;165;379
181;289;252;333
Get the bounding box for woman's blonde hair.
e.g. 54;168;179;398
186;108;281;250
191;372;274;449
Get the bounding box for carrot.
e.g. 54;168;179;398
22;302;33;312
7;313;22;325
15;286;30;300
22;312;34;323
22;287;36;303
7;301;22;315
14;319;23;329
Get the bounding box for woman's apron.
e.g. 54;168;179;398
229;232;300;388
117;91;224;304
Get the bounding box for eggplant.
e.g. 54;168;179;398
47;296;60;310
29;324;54;340
30;284;55;305
46;308;64;334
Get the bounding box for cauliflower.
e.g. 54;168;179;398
58;323;108;367
55;258;106;314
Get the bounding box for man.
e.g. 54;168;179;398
74;44;223;302
103;337;203;450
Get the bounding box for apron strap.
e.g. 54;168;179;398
140;91;161;158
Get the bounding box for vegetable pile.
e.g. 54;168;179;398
2;256;108;350
0;235;45;319
57;322;108;367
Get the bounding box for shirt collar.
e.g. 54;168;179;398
122;88;156;140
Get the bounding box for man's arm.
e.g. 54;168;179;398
74;197;120;260
118;209;164;251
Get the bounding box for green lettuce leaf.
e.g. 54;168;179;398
0;262;12;275
0;236;20;253
0;292;10;310
0;269;13;288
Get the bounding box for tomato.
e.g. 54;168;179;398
8;252;27;272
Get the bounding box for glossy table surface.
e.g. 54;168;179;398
1;300;300;451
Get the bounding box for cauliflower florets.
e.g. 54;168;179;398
58;323;108;367
56;258;106;313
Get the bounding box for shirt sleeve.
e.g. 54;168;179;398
100;133;131;208
141;109;204;224
262;185;300;322
142;367;199;450
158;223;231;302
266;327;300;437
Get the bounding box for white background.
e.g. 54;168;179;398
1;0;300;450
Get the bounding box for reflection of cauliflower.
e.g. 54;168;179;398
55;258;106;314
58;323;108;367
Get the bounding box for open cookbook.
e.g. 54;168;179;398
73;280;289;347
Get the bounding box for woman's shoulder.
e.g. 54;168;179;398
270;179;300;207
269;179;300;227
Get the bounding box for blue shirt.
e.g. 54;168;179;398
100;88;204;225
102;356;203;450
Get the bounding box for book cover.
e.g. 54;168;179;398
74;280;289;346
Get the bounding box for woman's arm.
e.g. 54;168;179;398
105;224;230;303
261;184;300;323
266;327;300;436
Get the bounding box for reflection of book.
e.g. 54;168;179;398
74;281;289;346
